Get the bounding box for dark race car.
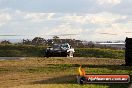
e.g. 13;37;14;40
45;43;75;57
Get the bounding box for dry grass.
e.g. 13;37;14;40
0;57;131;88
0;57;125;67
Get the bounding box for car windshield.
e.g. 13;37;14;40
53;44;60;49
61;44;69;49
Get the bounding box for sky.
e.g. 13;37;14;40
0;0;132;41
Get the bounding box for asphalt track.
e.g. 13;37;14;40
0;57;26;60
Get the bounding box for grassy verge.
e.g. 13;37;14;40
0;57;131;88
0;44;124;59
75;48;124;59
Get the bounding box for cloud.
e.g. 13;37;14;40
0;0;130;16
97;0;121;5
24;12;55;22
47;23;82;34
0;13;11;26
93;22;132;41
89;12;126;24
61;12;126;25
0;8;131;41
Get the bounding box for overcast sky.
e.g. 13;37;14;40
0;0;132;41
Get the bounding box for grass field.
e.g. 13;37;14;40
0;44;124;59
0;57;132;88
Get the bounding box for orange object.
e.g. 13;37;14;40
78;66;86;76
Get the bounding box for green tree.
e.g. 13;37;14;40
22;39;31;45
1;40;11;44
32;37;46;45
53;36;60;44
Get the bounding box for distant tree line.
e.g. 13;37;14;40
0;36;123;49
0;40;11;44
0;36;85;48
21;36;85;48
